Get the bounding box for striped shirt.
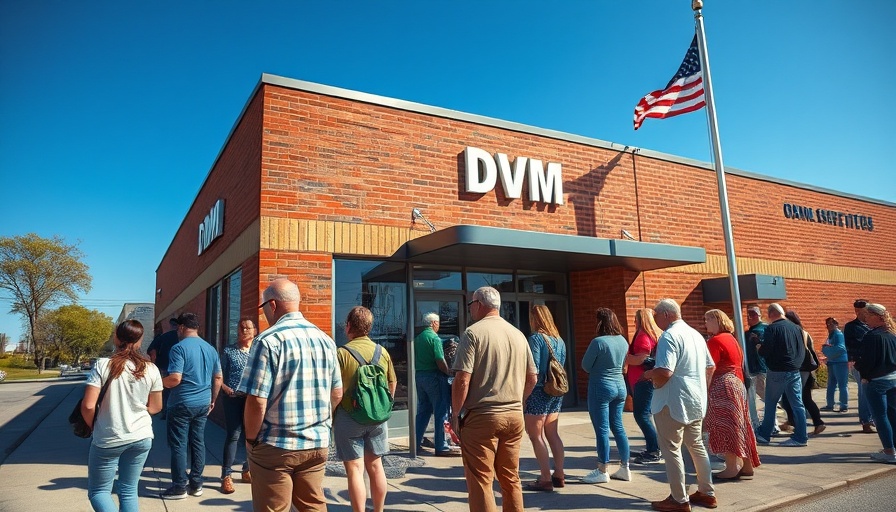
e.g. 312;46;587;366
237;311;342;450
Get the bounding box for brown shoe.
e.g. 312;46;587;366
651;495;690;512
862;423;877;434
524;479;554;492
241;470;251;483
689;491;718;508
221;476;235;494
552;475;565;488
811;424;827;436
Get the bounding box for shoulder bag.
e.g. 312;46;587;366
803;331;819;372
69;369;112;439
542;335;569;397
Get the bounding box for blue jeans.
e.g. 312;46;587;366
167;403;210;490
87;437;152;512
587;377;630;464
632;379;659;453
826;362;849;408
864;377;896;450
222;394;248;477
415;371;450;451
850;366;873;423
758;370;807;443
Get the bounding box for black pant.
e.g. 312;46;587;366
783;372;824;427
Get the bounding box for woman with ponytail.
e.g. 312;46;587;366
81;319;163;511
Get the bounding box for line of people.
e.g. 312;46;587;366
77;285;896;512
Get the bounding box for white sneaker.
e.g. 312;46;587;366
870;450;896;463
582;468;610;484
711;460;726;471
611;466;631;481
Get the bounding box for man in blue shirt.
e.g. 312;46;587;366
147;317;180;416
161;312;223;500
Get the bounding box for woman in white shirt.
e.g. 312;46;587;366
81;320;163;512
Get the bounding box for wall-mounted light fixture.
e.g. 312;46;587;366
412;208;436;233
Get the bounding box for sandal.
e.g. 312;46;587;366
552;475;565;488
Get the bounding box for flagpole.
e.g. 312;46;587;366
692;1;749;359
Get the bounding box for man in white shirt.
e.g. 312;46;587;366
643;299;717;511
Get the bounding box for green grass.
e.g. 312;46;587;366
0;355;64;381
0;367;62;381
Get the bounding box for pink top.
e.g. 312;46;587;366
707;332;744;382
626;330;656;387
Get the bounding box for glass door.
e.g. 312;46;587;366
414;294;465;359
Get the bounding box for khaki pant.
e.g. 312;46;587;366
247;443;328;512
458;410;525;512
654;406;714;503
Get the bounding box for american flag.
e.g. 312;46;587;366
633;35;706;130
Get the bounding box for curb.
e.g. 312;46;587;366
743;465;896;512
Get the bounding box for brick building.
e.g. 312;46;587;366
155;74;896;430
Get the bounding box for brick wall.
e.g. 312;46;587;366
258;85;895;274
157;79;895;386
155;92;263;327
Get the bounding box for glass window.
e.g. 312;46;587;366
225;269;242;347
517;272;567;294
467;272;513;292
334;259;408;411
207;268;243;351
412;266;461;290
207;283;222;348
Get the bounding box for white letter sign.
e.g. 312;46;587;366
463;146;563;205
198;199;225;255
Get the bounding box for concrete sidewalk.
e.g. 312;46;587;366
0;379;893;511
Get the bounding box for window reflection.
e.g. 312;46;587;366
412;267;461;290
335;260;409;411
518;272;566;294
467;272;513;292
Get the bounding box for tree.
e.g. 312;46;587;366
39;305;113;365
0;234;91;372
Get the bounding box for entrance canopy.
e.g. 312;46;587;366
393;226;705;272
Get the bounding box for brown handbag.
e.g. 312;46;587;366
542;335;569;397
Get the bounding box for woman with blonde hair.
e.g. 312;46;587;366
82;320;163;511
703;309;760;480
523;304;567;492
625;308;664;465
854;303;896;463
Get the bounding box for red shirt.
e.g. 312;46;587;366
707;332;744;381
627;330;657;387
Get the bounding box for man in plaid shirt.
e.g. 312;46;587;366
238;278;343;511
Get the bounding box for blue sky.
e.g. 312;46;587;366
1;1;894;348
